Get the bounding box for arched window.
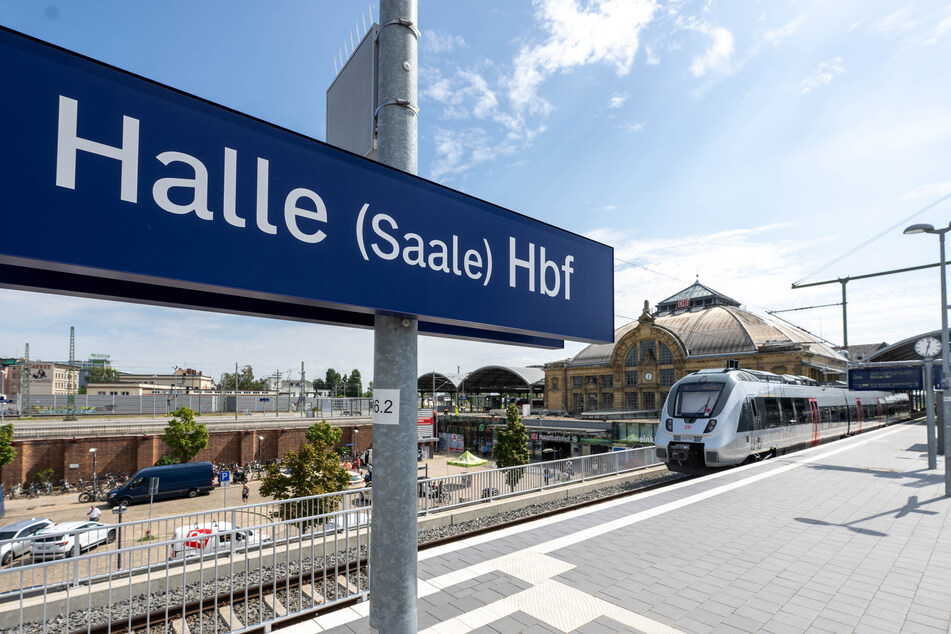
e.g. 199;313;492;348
658;342;674;364
624;345;638;367
641;340;656;364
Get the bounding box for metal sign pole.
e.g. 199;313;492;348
370;1;418;632
925;359;937;469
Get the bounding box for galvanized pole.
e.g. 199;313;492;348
941;230;951;494
370;1;419;632
924;358;937;469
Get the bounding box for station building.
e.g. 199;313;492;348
543;281;849;428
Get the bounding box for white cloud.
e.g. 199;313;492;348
925;14;951;45
644;44;660;65
796;57;844;95
507;0;657;114
870;7;923;33
689;24;735;77
608;92;629;109
903;182;951;200
425;0;657;183
422;30;467;54
623;120;646;133
763;15;806;44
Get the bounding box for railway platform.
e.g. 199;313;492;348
300;420;951;633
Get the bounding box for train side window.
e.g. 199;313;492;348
780;398;796;424
794;398;810;422
751;397;764;430
738;401;752;432
764;398;782;428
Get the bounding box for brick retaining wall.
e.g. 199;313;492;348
0;424;372;484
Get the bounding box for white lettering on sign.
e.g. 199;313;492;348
509;238;574;300
356;204;494;287
372;389;400;426
52;96;583;306
54;96;328;245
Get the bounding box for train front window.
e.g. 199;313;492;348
673;383;723;418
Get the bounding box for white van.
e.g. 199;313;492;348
168;522;270;560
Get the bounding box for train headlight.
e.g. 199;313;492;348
665;419;673;432
704;419;718;433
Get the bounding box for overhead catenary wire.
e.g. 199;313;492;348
794;190;951;287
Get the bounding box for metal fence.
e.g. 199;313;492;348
414;447;660;513
0;447;660;632
5;395;372;418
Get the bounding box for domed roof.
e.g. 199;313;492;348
566;283;845;366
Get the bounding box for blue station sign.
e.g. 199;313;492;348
0;28;613;347
848;366;923;391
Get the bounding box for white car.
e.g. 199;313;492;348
0;518;54;565
31;521;116;560
323;509;371;533
346;471;366;489
168;522;270;560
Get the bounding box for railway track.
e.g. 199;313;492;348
13;469;686;634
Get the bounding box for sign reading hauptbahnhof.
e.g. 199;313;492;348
0;27;613;348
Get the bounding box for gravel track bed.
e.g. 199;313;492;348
5;471;679;634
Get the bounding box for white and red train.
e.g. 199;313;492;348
655;368;911;472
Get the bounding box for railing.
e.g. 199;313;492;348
0;448;660;632
415;447;659;513
5;395;373;420
0;488;371;598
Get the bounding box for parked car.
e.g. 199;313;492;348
346;471;366;490
107;462;215;507
323;509;371;533
0;518;54;565
31;521;116;560
168;522;270;561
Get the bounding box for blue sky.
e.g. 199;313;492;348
1;0;950;385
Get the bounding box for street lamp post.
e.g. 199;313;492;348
904;222;951;496
89;447;98;489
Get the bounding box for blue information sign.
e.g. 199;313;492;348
0;28;613;347
848;366;923;391
219;470;230;485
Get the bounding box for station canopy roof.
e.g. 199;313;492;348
459;365;545;394
417;372;465;393
868;330;940;363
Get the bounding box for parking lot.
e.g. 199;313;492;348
1;479;270;528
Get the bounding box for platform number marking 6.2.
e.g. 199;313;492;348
372;389;400;425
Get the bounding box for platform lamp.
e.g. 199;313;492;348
903;222;951;496
258;435;264;465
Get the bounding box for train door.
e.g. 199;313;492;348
855;398;863;434
876;398;883;425
808;398;820;447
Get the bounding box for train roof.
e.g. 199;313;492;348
689;368;819;386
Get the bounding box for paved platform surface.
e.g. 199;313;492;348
293;421;951;633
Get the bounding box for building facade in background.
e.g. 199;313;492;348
544;281;849;417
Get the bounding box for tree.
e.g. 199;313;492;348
87;365;120;383
346;369;363;397
325;368;343;395
217;365;267;391
161;407;209;464
0;424;16;469
494;404;530;490
260;420;350;529
365;380;373;397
